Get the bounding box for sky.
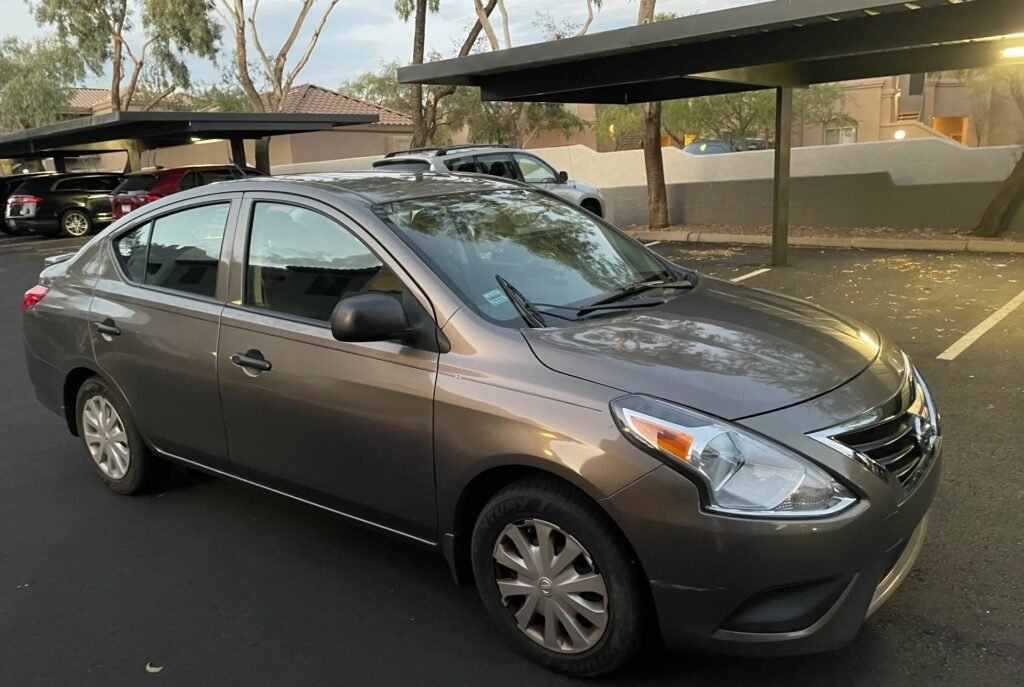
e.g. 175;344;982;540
8;0;766;92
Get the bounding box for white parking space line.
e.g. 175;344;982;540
731;268;771;283
644;241;662;247
937;287;1024;361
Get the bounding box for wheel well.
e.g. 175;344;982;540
63;367;98;436
580;198;603;217
446;466;634;586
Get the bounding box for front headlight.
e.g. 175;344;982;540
611;395;856;518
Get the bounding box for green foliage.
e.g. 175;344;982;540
340;60;411;115
30;0;220;106
446;89;583;147
597;83;854;148
0;36;83;129
394;0;440;22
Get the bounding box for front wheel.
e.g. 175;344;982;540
60;209;92;238
471;477;647;677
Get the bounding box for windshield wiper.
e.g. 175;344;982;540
495;274;547;328
574;277;695;314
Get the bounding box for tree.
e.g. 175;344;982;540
792;83;856;145
396;0;438;148
341;60;412;115
30;0;220;112
0;36;83;130
963;65;1024;236
447;87;584;146
215;0;344;170
472;0;600;148
636;0;668;228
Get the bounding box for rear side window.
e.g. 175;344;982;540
113;223;153;282
444;156;479;173
197;169;236;186
246;202;401;321
475;154;516;179
114;175;159;193
113;203;229;297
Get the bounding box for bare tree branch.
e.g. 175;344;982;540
143;85;178;111
274;0;315;87
280;0;342;99
473;0;500;51
496;0;511;49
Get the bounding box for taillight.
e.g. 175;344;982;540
23;285;49;311
113;194;160;218
7;195;42;205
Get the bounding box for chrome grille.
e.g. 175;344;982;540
818;371;939;495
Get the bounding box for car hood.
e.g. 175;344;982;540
523;278;881;420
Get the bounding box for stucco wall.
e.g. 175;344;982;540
271;139;1024;233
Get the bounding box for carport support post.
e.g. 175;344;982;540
229;137;247;169
772;86;793;267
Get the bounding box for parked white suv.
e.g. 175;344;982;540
372;145;605;217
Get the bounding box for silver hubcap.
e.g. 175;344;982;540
492;519;609;654
64;213;89;236
82;396;130;480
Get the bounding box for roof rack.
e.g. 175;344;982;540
384;143;510;158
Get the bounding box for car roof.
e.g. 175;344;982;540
191;171;523;206
384;144;521;159
126;164;255;177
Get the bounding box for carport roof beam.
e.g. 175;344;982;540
0;111;379;159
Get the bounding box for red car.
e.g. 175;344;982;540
111;165;263;219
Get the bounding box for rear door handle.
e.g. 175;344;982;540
230;351;272;373
93;320;121;337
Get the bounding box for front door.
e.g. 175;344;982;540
216;198;438;539
90;198;238;466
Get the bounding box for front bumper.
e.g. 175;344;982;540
601;439;940;656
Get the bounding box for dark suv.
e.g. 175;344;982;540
111;165;263;219
5;173;124;238
1;173;55;235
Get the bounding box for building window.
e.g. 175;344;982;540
825;126;858;145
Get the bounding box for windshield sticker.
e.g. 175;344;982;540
481;289;510;307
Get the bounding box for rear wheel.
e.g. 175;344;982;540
76;377;163;494
471;477;646;677
60;209;92;238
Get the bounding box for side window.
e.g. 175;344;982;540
444;156;479;173
246;202;401;322
475;153;516;179
93;176;121;191
113;222;153;283
179;172;197;190
53;179;79;192
513;154;557;183
198;169;236;186
145;203;229;297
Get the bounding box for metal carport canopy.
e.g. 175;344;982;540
398;0;1024;265
0;111;379;173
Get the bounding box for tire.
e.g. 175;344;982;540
471;477;647;677
580;200;602;218
60;209;93;238
75;377;164;495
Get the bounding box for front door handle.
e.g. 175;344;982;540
230;350;272;373
93;320;121;337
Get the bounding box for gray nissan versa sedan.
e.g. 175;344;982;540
22;172;941;677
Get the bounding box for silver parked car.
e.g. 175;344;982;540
372;144;605;217
23;172;940;677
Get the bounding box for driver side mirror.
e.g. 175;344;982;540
557;170;569;184
330;294;410;343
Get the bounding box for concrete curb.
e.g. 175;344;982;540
627;230;1024;255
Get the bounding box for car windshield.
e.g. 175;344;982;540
376;188;673;326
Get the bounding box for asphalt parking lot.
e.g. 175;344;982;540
2;234;1022;686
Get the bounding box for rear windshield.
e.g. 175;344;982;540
114;174;159;193
373;159;431;171
10;176;57;194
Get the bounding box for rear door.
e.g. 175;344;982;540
474;153;517;180
89;194;240;467
82;175;122;222
216;193;439;538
